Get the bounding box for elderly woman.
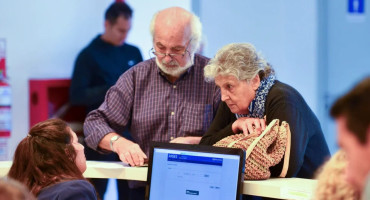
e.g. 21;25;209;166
200;43;330;178
8;119;97;200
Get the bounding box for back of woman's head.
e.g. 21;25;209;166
0;177;35;200
8;118;83;195
315;150;361;200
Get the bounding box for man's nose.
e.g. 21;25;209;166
162;54;173;63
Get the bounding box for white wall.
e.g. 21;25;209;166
318;0;370;153
0;0;190;160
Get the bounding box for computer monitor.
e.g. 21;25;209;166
146;142;245;200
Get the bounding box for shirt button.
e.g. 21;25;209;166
171;111;175;116
170;136;174;140
173;85;177;89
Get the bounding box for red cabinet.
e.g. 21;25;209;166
29;79;86;135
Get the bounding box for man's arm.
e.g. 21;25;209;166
83;69;147;166
100;133;147;166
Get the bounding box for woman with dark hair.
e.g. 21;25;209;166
200;43;330;178
8;118;97;200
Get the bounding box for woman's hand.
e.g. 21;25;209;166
231;117;266;135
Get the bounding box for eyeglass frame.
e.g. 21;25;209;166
150;38;192;60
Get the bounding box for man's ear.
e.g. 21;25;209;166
104;20;110;30
251;74;261;91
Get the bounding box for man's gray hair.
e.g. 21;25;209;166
204;43;274;82
149;10;202;53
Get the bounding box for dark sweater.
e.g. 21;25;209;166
70;35;143;112
200;80;330;178
37;180;97;200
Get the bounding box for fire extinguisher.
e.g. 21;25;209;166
0;70;11;137
0;39;10;160
0;70;11;160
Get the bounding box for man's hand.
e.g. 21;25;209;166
170;136;201;144
113;138;147;167
231;117;266;135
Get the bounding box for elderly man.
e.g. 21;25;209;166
330;77;370;199
83;7;220;199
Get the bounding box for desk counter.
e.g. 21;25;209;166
0;161;316;199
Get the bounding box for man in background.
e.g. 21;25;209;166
69;2;142;200
330;76;370;199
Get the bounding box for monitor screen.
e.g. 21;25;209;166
146;143;244;200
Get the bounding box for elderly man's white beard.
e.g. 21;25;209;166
156;54;194;78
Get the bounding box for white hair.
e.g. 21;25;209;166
204;43;274;82
149;9;202;54
315;150;361;200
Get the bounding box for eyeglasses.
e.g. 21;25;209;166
151;39;192;60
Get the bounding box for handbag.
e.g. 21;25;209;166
213;119;291;180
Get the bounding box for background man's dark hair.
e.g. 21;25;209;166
105;2;132;24
330;76;370;144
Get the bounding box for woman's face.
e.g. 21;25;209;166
70;129;86;173
215;75;259;114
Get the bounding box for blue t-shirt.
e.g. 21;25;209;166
37;180;97;200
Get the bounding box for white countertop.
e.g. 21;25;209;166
0;161;316;199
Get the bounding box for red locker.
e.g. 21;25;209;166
29;79;86;135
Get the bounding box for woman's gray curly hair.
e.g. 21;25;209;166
204;43;274;82
314;150;360;200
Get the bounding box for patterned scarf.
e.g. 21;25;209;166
236;74;276;119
